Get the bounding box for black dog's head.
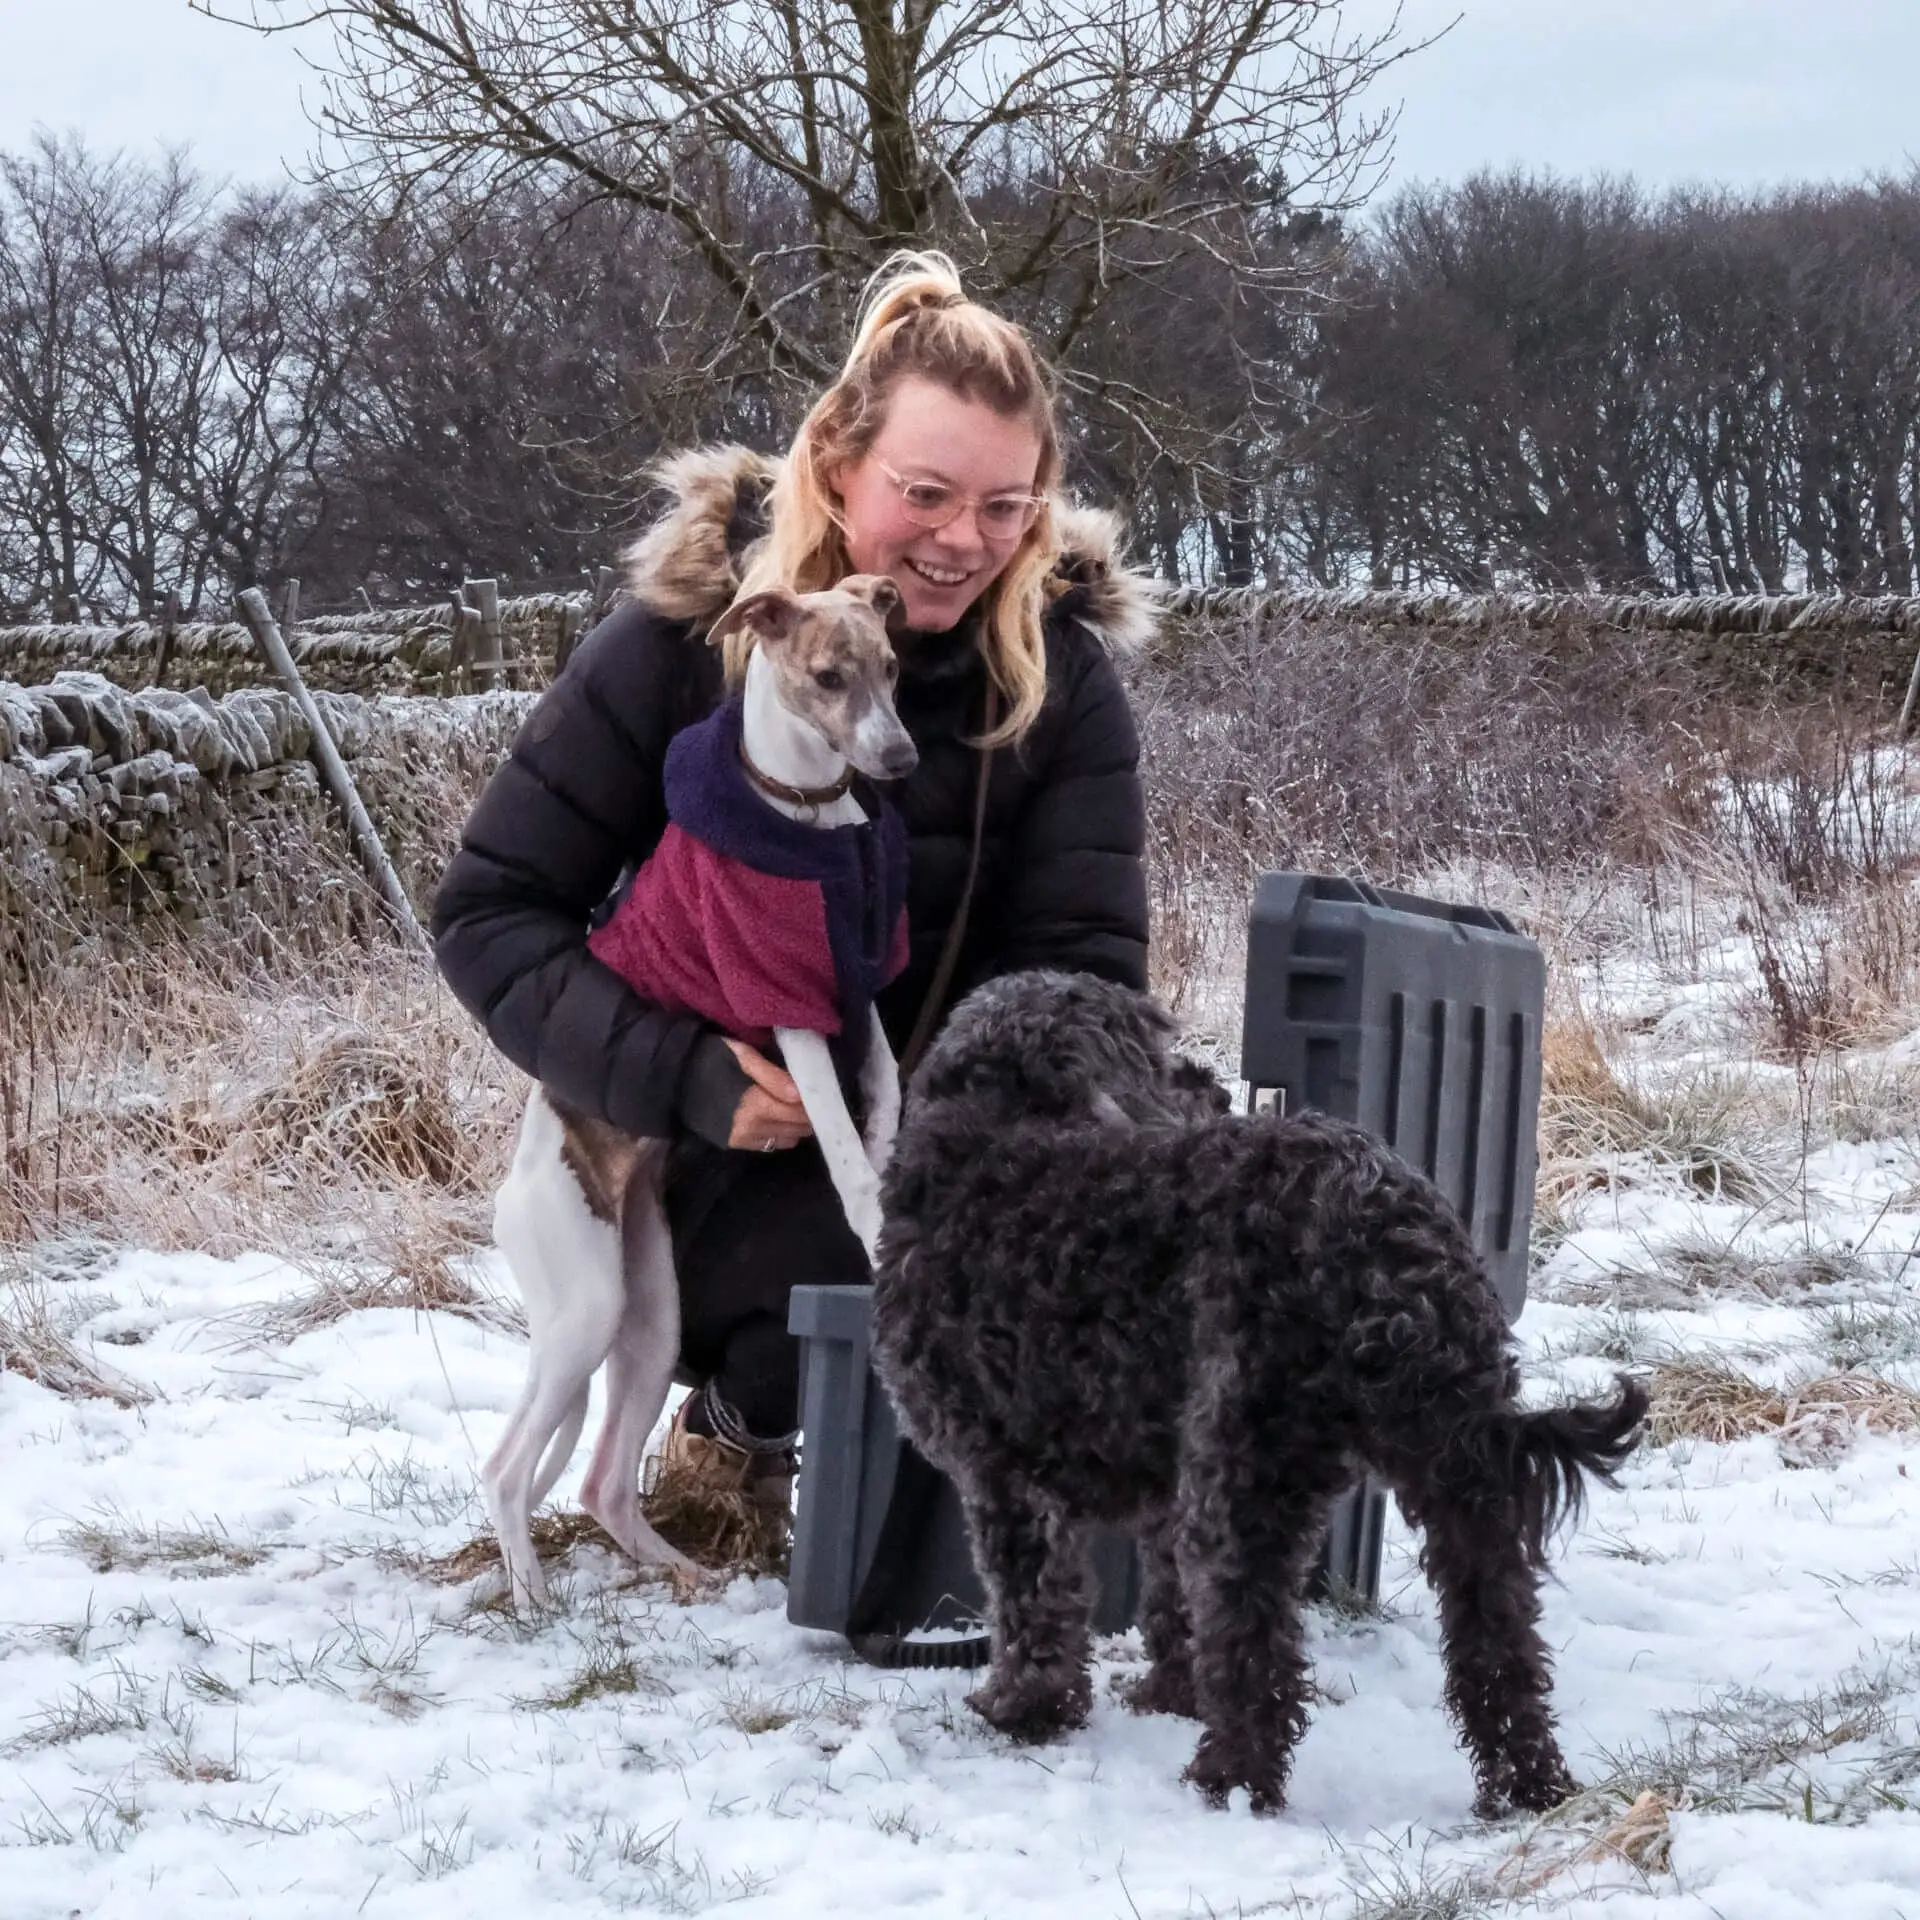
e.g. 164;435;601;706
911;971;1226;1127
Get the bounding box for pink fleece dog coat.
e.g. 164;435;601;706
588;697;910;1073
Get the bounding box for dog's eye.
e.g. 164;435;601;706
814;668;846;692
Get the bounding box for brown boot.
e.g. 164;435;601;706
643;1394;794;1576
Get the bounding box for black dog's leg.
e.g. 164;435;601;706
962;1477;1094;1742
1118;1505;1195;1718
1179;1422;1349;1814
1395;1486;1578;1818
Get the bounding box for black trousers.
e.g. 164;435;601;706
662;1134;866;1439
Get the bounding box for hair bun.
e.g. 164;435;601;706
848;251;970;361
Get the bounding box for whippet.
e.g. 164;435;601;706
483;576;915;1609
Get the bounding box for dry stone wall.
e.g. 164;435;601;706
1160;588;1920;703
0;670;532;955
0;593;592;698
7;587;1920;704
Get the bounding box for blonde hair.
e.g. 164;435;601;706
731;252;1062;745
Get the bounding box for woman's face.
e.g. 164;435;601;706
832;375;1046;632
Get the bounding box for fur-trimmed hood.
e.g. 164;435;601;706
622;444;1164;658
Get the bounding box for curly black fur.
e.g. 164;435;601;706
870;971;1647;1820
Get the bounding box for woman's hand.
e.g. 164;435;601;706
722;1039;814;1150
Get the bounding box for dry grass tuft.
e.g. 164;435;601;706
0;1265;151;1407
2;915;520;1292
1648;1359;1920;1460
243;1030;472;1189
235;1247;520;1346
394;1437;788;1600
1543;1016;1645;1119
1544;1236;1879;1310
1829;1054;1920;1144
1744;875;1920;1063
1536;1016;1786;1204
526;1645;675;1712
1496;1788;1676;1895
640;1452;790;1580
1647;1361;1792;1445
398;1509;619;1589
58;1513;268;1576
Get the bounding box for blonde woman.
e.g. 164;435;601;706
434;254;1160;1549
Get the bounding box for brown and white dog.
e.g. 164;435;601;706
483;577;915;1609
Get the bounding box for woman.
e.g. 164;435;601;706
432;253;1159;1545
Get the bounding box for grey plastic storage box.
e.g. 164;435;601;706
788;871;1546;1648
1241;873;1547;1595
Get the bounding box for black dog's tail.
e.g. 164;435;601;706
1447;1376;1649;1566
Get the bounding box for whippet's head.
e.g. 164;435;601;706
711;576;919;781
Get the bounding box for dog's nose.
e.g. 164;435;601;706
882;741;919;778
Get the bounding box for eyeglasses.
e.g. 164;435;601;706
872;457;1045;541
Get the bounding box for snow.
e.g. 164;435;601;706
6;937;1920;1914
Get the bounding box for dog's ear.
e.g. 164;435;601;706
840;573;905;632
710;587;808;651
1168;1055;1231;1116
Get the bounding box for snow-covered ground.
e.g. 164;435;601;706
5;919;1920;1916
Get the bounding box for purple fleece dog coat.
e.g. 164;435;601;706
588;697;910;1074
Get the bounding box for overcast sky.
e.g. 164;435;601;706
1;0;1915;197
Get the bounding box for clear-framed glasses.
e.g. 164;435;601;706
872;457;1045;541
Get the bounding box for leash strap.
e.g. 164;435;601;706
845;684;997;1666
898;684;997;1079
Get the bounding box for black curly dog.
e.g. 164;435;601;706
870;972;1647;1819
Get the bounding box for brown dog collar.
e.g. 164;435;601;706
739;744;855;810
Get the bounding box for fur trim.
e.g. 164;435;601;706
622;446;780;628
1046;502;1165;660
622;444;1163;655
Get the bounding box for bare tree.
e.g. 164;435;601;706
0;136;109;619
1298;169;1920;595
0;141;371;620
66;147;218;617
203;1;1409;417
175;186;367;602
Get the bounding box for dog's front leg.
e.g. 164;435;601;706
857;1007;901;1171
960;1476;1094;1742
1117;1506;1197;1719
776;1028;883;1262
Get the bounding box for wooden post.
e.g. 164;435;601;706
280;578;301;633
358;586;376;615
592;565;616;627
556;600;584;674
446;590;479;692
234;587;429;953
465;577;504;691
152;588;182;689
1899;638;1920;739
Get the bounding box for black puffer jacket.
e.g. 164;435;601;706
431;446;1160;1141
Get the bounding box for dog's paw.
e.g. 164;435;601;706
1479;1756;1580;1820
1114;1659;1197;1720
662;1562;721;1607
1184;1730;1288;1816
967;1668;1091;1743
